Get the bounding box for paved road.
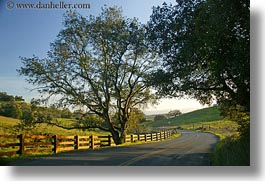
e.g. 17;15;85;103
11;130;219;166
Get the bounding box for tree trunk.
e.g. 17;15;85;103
104;111;128;145
109;127;127;145
110;129;123;145
120;130;127;144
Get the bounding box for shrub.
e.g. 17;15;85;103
211;135;250;166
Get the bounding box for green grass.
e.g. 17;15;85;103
180;119;239;138
0;116;20;135
0;115;108;136
211;135;250;166
145;106;224;128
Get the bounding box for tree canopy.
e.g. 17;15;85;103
154;114;167;121
18;7;158;144
147;0;249;113
168;109;182;118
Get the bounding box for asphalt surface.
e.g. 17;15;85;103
10;130;219;166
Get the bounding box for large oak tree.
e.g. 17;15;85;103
18;7;158;145
147;0;249;112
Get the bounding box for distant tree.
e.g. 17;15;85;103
15;104;54;132
154;114;167;121
14;96;24;102
0;92;24;102
168;109;182;118
0;92;14;102
18;7;158;145
0;101;22;119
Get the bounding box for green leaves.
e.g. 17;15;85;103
147;0;249;110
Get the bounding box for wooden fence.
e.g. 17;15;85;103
0;130;173;157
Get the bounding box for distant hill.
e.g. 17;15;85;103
145;106;224;128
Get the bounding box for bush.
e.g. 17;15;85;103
154;114;167;121
0;101;23;119
211;135;250;166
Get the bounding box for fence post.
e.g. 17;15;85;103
164;131;166;139
75;135;79;150
108;135;112;146
131;135;134;143
156;133;158;141
160;132;162;140
53;135;58;154
137;134;140;142
90;135;95;149
151;133;153;141
144;134;147;142
19;134;25;155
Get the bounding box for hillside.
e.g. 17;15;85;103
145;106;224;128
0;116;108;136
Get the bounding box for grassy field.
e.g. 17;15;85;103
179;119;239;138
0;115;108;136
145;106;224;128
0;116;20;135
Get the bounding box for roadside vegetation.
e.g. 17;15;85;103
210;110;250;166
211;134;249;165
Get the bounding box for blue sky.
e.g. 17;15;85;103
0;0;208;114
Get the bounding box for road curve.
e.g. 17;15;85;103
10;131;219;166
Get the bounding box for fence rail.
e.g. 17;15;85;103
0;130;173;157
